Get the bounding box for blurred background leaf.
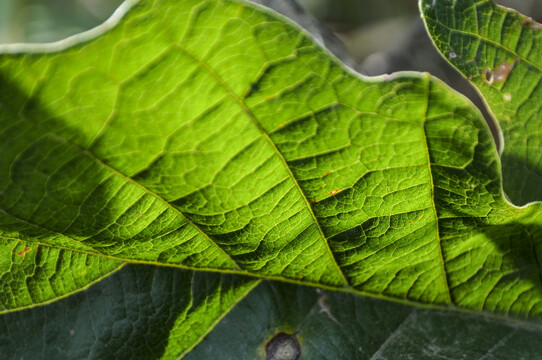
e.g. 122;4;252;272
0;0;123;43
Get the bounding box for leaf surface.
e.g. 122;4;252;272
421;0;542;205
0;264;258;360
0;0;541;322
0;238;122;312
5;266;541;360
187;281;542;360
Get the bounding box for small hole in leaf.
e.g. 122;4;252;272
265;332;301;360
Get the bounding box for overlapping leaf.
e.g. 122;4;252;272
4;269;540;360
188;281;542;360
421;0;542;205
0;264;258;359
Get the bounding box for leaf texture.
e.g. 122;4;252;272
0;264;258;360
0;0;541;323
0;238;122;312
421;0;542;205
187;281;542;360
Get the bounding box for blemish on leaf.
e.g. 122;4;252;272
329;189;340;196
483;68;494;85
16;247;32;257
323;172;331;177
483;59;518;85
312;198;318;203
520;16;542;30
317;289;341;326
503;93;512;102
265;332;301;360
449;51;457;59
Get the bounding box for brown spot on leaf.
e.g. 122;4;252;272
323;172;331;177
265;332;301;360
329;189;340;196
312;198;318;203
483;58;519;85
16;247;32;257
520;16;542;30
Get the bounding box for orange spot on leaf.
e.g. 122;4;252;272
17;247;32;257
329;189;340;196
323;172;331;177
312;198;318;203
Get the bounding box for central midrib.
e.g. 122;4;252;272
171;42;351;289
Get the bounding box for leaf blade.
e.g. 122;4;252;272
0;0;540;321
0;237;123;313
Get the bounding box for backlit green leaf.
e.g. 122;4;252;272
1;0;541;319
0;238;122;312
0;2;541;358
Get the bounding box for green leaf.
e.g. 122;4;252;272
187;281;542;360
420;0;542;205
0;264;258;360
0;238;123;312
1;0;541;320
1;0;542;358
